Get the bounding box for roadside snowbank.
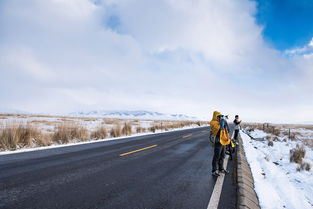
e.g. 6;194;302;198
248;129;268;139
241;130;313;209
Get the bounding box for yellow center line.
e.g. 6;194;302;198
119;145;158;157
182;134;192;138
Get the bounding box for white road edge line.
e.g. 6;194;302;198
207;155;229;209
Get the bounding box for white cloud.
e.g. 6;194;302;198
1;46;54;81
0;0;312;123
285;37;313;57
309;38;313;47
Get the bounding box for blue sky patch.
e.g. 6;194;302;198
254;0;313;50
105;15;121;32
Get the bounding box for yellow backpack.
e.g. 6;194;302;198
220;128;230;145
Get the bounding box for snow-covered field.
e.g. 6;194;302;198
0;114;153;133
0;113;208;153
241;127;313;209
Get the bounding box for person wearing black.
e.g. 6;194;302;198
210;111;230;177
233;115;241;142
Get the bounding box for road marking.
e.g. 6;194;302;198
207;155;229;209
119;145;158;156
182;134;192;138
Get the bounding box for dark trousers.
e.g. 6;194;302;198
234;129;239;141
212;142;225;172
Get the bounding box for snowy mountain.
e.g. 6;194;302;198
0;107;30;114
68;110;198;121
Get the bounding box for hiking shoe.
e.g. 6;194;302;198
212;170;220;177
219;169;229;174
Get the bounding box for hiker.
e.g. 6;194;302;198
233;115;241;142
210;111;231;177
224;116;234;160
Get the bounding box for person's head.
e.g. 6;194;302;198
212;111;221;121
217;114;225;122
235;115;239;119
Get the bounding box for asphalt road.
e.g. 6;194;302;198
0;126;237;209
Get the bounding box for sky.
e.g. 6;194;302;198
0;0;313;123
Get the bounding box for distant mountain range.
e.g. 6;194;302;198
0;107;30;114
0;107;199;121
68;110;199;121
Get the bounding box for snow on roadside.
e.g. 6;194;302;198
248;129;268;139
241;130;313;209
0;125;208;156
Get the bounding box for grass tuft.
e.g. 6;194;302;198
136;126;146;133
91;126;108;139
121;123;132;136
297;161;311;172
110;124;122;138
0;122;40;150
52;123;89;144
268;140;274;146
290;144;306;164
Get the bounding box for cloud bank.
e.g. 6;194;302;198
0;0;312;123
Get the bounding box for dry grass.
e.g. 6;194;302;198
91;126;108;139
0;122;41;150
148;126;156;133
267;127;281;136
301;126;313;131
103;118;121;125
303;140;313;149
83;118;97;122
242;123;263;130
136;126;147;133
297;161;311;171
244;123;313;172
268;140;274;146
244;123;299;140
31;120;59;127
16;115;28;118
290;144;306;164
0;114;14;117
110;124;122;138
58;118;75;123
35;133;53;147
145;120;201;133
248;123;281;136
52;123;89;144
281;124;313;130
121;123;132;136
0;114;210;151
31;120;51;124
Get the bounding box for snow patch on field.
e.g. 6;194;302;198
241;130;313;209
